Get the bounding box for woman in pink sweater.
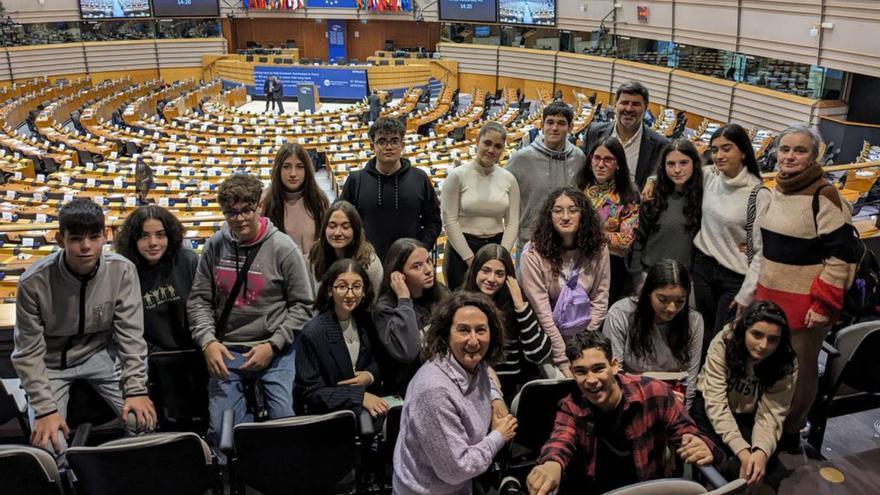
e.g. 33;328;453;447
261;143;329;259
521;187;611;377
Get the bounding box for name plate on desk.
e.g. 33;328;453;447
87;178;96;187
171;180;181;190
158;197;170;207
113;178;124;189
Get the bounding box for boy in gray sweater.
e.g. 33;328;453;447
505;101;586;250
187;174;314;448
13;199;156;453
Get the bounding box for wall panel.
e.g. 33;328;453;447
438;42;497;76
0;51;11;82
738;0;821;65
7;43;86;80
730;85;815;131
819;2;880;78
557;0;614;32
157;39;227;69
84;41;157;72
615;0;673;41
673;0;739;52
668;71;735;124
4;0;80;23
555;53;613;96
497;48;555;82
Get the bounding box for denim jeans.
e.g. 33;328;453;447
692;250;746;358
207;343;296;448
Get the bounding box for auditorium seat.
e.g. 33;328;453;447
0;444;65;495
147;350;210;435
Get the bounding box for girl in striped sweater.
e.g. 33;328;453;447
463;244;552;402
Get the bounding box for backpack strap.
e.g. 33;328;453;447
811;183;834;234
216;242;265;342
745;184;766;264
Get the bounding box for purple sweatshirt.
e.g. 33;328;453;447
392;353;503;494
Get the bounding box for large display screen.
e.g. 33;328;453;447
439;0;497;23
80;0;152;19
499;0;556;26
254;66;368;101
152;0;219;17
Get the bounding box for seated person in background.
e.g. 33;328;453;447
372;238;449;397
393;292;517;494
602;259;703;408
187;174;314;448
295;259;388;418
309;200;383;296
462;243;552;401
13;199;156;452
115;205;200;352
527;331;720;495
692;301;796;490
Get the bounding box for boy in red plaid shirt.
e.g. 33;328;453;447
527;331;722;494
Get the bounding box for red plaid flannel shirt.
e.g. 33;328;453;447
537;374;722;482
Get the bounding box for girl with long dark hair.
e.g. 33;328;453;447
116;205;199;352
295;258;387;417
577;136;640;302
520;187;610;378
261;143;329;260
602;259;703;407
371;238;450;396
632;139;704;274
463;244;552;400
693;300;797;490
308;200;382;295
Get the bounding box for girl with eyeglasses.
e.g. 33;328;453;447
576;136;640;303
520;187;610;378
295;258;389;418
372;238;450;397
261;143;329;261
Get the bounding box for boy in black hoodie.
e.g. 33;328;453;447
339;117;442;262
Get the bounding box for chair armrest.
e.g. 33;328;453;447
219;409;234;453
359;409;375;438
697;464;728;489
821;340;841;359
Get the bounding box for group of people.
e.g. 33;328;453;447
11;80;857;494
263;75;285;114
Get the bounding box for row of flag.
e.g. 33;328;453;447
242;0;412;11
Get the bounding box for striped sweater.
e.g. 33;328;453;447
495;302;552;400
745;178;856;331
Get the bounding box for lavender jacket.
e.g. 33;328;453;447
392;353;504;494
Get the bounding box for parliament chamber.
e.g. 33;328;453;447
0;1;879;494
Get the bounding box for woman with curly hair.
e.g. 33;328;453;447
261;143;329;260
116;205;199;352
520;187;611;378
393;291;516;494
308;200;383;297
577;136;640;302
632;139;704;275
692;300;796;491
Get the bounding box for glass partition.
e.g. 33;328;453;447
80;20;155;42
156;18;221;39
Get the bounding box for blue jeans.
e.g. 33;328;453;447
207;343;296;448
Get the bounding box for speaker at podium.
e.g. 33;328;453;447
297;83;321;113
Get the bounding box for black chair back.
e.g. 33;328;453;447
67;433;216;495
838;329;880;394
65;379;118;431
510;379;580;459
147;350;210;434
232;410;358;495
0;445;64;495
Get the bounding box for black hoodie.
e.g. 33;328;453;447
340;157;442;261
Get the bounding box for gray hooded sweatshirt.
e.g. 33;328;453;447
505;135;586;246
187;217;314;352
13;251;147;417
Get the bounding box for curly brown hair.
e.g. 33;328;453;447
529;187;606;277
422;291;506;367
115;205;184;266
218;174;263;211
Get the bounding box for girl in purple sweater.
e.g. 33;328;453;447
393;292;517;494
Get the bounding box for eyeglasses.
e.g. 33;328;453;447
374;138;403;148
223;206;256;219
591;155;618;166
551;207;582;216
333;284;364;296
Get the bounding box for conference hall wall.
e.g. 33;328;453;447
222;18;441;63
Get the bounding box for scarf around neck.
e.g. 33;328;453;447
775;161;825;194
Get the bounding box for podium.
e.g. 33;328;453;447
297;83;321;112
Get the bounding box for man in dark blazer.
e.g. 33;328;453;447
581;81;669;190
263;76;276;113
272;76;284;114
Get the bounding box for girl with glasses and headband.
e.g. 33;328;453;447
577;136;640;303
295;258;388;418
